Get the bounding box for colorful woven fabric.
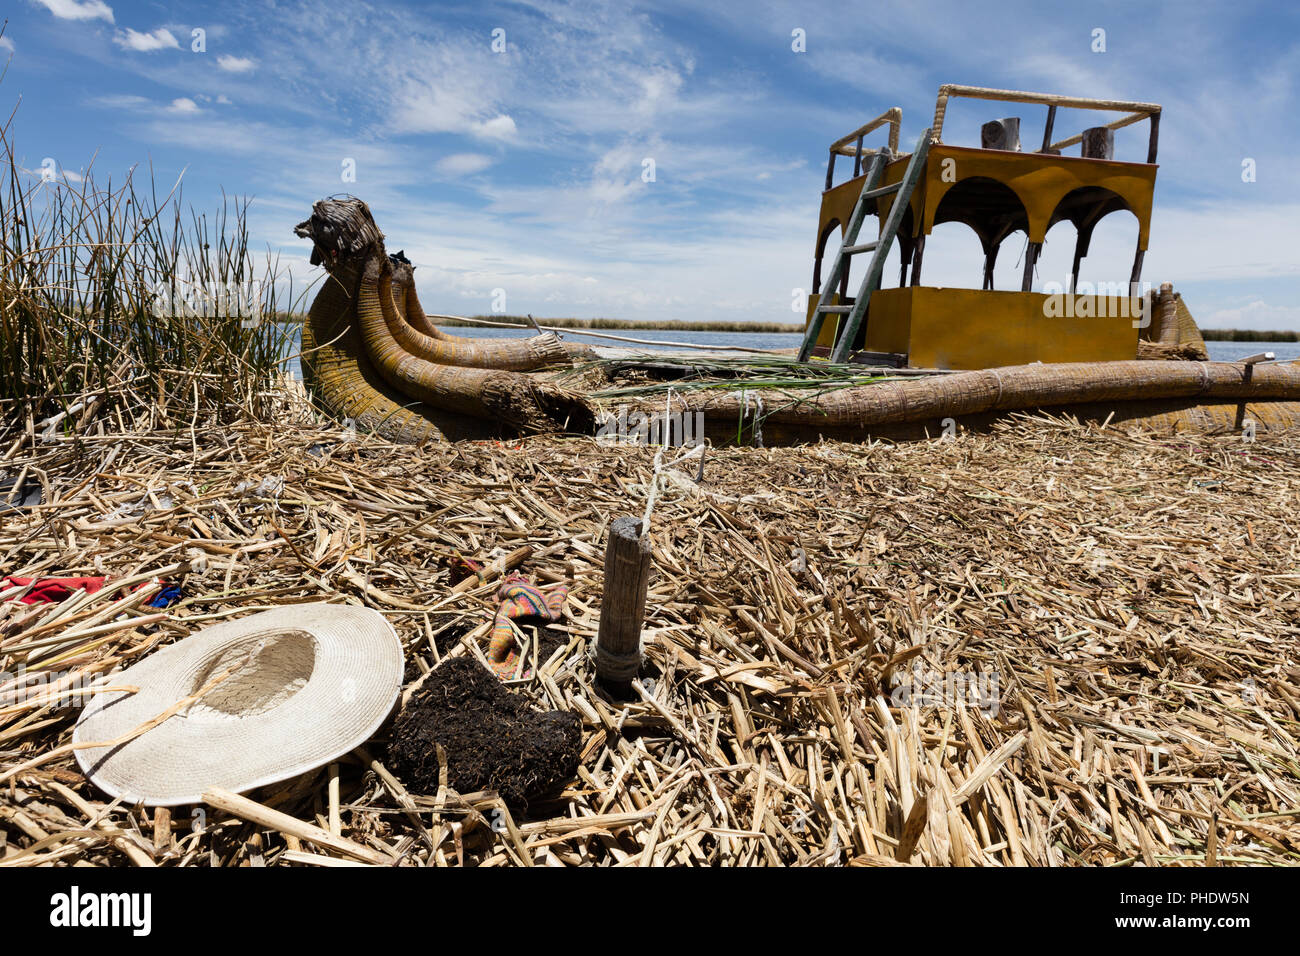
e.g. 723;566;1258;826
487;573;569;679
441;553;484;584
1;576;182;608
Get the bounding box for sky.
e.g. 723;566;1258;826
3;0;1298;328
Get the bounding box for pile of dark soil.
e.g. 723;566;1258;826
387;657;581;807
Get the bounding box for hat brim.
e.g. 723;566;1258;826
73;603;403;807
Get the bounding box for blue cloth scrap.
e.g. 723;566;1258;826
146;585;182;608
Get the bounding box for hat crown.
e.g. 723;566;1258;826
186;628;317;721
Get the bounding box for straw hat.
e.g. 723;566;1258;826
73;604;404;807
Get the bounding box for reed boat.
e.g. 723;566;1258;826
294;85;1300;446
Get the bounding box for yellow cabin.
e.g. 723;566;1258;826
801;85;1162;370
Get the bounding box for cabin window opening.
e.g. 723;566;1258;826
1039;187;1140;294
927;177;1030;290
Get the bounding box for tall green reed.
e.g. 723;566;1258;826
0;56;308;437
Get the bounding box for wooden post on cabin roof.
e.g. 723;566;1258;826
981;117;1021;151
595;516;652;697
1081;126;1115;160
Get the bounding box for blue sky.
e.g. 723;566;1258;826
4;0;1299;327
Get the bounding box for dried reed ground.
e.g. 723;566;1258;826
1;396;1298;866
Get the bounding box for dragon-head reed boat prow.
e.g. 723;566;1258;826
294;197;597;443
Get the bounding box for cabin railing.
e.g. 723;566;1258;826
930;84;1162;164
824;107;902;191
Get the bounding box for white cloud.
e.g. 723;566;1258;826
89;93;150;110
20;161;84;184
33;0;113;23
1146;201;1300;283
635;68;685;117
435;153;494;176
0;36;14;54
167;97;200;114
216;54;255;73
114;28;179;52
473;115;517;141
385;56;517;141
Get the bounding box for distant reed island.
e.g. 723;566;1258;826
279;313;1298;340
1197;328;1300;342
442;316;807;333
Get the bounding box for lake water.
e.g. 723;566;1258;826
1201;341;1300;363
279;325;1299;380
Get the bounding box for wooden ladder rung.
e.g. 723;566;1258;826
842;241;878;255
859;182;901;200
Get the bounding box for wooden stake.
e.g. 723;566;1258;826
595;516;652;697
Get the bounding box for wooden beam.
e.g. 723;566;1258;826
829;107;903;155
937;83;1160;115
595;516;652;697
933;84;1160;147
1130;248;1146;287
1022;242;1041;292
1040;104;1057;152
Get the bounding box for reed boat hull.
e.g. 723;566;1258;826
628;359;1300;447
686;397;1300;446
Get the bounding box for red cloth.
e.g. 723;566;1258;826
1;576;109;605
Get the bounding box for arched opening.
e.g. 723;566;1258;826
811;219;842;297
839;204;916;304
888;205;916;289
812;202;921;302
1040;186;1139;293
926;177;1030;290
1076;212;1139;292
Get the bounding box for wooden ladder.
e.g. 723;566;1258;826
797;128;932;364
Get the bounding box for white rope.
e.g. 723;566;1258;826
664;387;675;445
425;313;786;354
637;388;712;530
594;643;643;681
667;442;707;468
640;448;666;531
739;389;766;446
989;367;1005;406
